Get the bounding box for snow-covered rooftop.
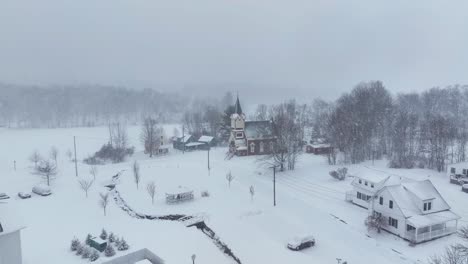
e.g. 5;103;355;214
198;136;214;143
165;186;193;195
407;210;460;228
185;142;204;147
384;180;452;218
350;167;396;184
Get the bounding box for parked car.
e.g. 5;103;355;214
287;235;316;251
0;193;10;200
18;192;32;199
32;184;52;196
462;184;468;193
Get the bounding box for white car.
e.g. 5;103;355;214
32;184;52;196
18;192;32;199
287;235;316;251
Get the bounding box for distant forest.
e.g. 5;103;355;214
0;83;188;128
2;81;468;172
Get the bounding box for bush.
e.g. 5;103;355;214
100;229;108;240
201;191;210;197
82;246;92;259
90;249;100;262
84;143;135;164
104;244;116;257
76;244;84;256
70;238;81;251
117;238;129;251
108;232;116;243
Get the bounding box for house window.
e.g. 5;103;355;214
357;192;361;199
259;142;264;153
236;132;244;139
407;224;416;232
388;217;398;228
359;179;362;184
250;142;255;153
463;169;467;175
389;200;393;209
423;202;432;211
379;197;383;205
451;167;456;174
365;181;368;186
371;183;374;188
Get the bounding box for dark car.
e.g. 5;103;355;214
287;235;315;251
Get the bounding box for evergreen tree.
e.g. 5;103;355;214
118;238;129;251
108;232;116;243
76;244;84;256
90;249;100;262
82;246;92;259
114;236;121;247
104;244;116;257
85;234;93;245
70;238;81;251
100;229;108;240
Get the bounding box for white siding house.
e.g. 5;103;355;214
369;180;460;243
346;168;403;209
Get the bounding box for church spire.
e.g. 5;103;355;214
234;93;243;115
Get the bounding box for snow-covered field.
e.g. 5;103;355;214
1;126;466;264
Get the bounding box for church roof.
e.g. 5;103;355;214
234;96;243;115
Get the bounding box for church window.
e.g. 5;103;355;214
250;142;255;153
259;142;264;153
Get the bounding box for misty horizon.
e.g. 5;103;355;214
2;0;468;102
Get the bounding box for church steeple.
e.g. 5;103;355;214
234;94;243;115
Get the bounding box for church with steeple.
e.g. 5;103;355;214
228;95;276;156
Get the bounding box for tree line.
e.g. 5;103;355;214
0;83;188;128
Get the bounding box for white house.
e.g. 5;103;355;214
447;162;468;177
346;168;403;209
369;180;460;243
0;223;24;264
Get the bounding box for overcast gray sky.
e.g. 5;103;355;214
1;0;468;101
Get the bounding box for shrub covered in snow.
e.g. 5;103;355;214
117;238;129;251
100;229;108;240
90;249;100;262
70;238;81;251
84;143;134;164
104;244;116;257
201;190;210;197
108;232;116;243
82;246;92;259
329;167;347;181
76;244;84;256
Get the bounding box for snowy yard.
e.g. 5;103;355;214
1;126;466;264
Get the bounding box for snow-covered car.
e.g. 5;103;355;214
287;235;315;251
462;184;468;193
0;193;10;200
18;192;32;199
32;184;52;196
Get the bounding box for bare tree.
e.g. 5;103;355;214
132;161;140;189
89;165;98;181
109;122;128;149
146;181;156;205
429;226;468;264
35;160;57;186
249;185;255;202
50;146;59;164
78;178;94;198
140;118;163;157
226;171;235;188
99;192;110;216
29;150;42;168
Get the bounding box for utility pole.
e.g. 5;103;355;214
207;145;211;172
74;136;78;177
270;165;277;206
182;125;185;154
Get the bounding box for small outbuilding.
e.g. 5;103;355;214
198;135;216;149
165;186;194;204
